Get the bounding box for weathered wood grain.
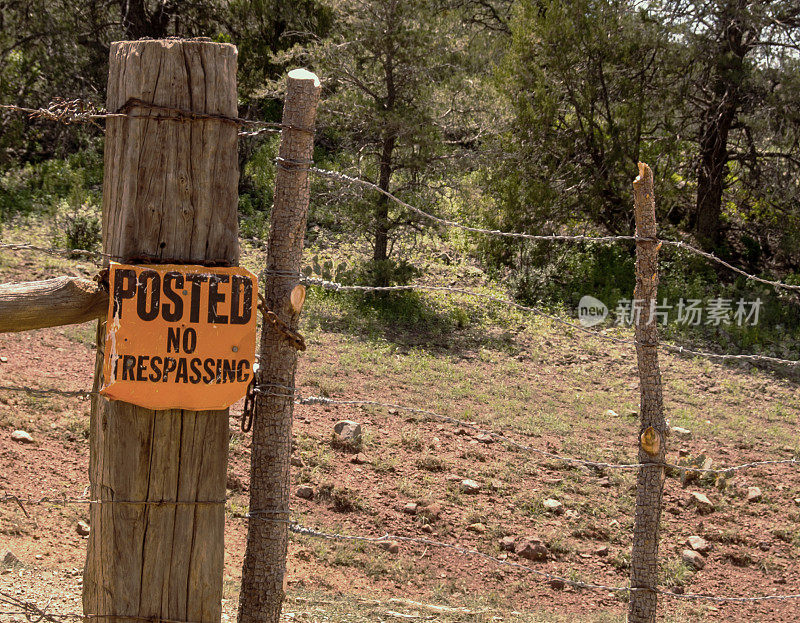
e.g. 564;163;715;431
238;69;321;623
0;277;107;333
83;39;239;623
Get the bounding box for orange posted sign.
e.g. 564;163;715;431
100;263;258;410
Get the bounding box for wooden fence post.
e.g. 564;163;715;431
238;69;320;623
83;39;239;622
628;162;667;623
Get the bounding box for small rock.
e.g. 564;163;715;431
594;546;609;557
549;578;565;590
421;524;434;533
290;457;304;468
378;540;400;554
0;356;7;363
1;550;19;566
515;539;549;561
682;549;705;570
295;485;314;500
474;433;494;444
351;453;368;465
677;449;689;457
226;474;243;491
467;523;487;534
690;492;714;514
671;426;692;440
403;502;418;515
746;486;763;503
604;409;619;418
454;427;470;436
686;536;711;554
76;521;90;537
542;498;564;514
333;420;362;444
10;430;34;444
499;536;516;552
597;477;612;488
419;503;442;521
460;479;481;494
564;509;579;520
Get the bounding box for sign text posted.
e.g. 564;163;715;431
101;263;258;410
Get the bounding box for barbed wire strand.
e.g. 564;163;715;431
298;396;798;476
0;378;796;476
309;167;800;294
281;521;800;603
302;277;800;367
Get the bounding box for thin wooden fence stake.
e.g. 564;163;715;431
238;69;321;623
83;39;240;623
628;162;667;623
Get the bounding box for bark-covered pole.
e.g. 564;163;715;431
628;162;668;623
238;69;320;623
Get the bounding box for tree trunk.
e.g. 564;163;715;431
628;163;667;623
695;99;737;248
238;69;320;623
694;5;749;249
83;39;239;623
373;132;396;273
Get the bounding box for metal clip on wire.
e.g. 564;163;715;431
241;378;257;432
258;295;306;351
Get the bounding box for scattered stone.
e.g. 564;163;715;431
746;486;763;503
515;539;549;561
597;477;612;488
295;485;314;500
333;420;362;444
549;578;565;590
794;498;800;506
454;427;470;436
499;536;516;552
686;536;711;554
671;426;692;440
0;356;7;363
419;503;442;522
542;498;564;514
290;457;304;468
467;523;487;534
76;521;90;537
594;546;609;557
421;524;434;533
10;430;34;444
403;502;418;515
690;492;714;514
604;409;619;418
677;449;689;457
1;550;19;566
564;509;579;520
226;474;243;491
460;479;481;494
474;433;494;444
351;453;368;465
682;549;706;570
378;540;400;554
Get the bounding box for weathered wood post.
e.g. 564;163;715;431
628;162;667;623
239;69;320;623
83;39;239;622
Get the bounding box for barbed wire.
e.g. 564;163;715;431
302;277;800;367
298;396;799;476
309;167;800;294
0;589;205;623
0;378;796;476
0;99;285;135
0;242;104;263
282;521;800;603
